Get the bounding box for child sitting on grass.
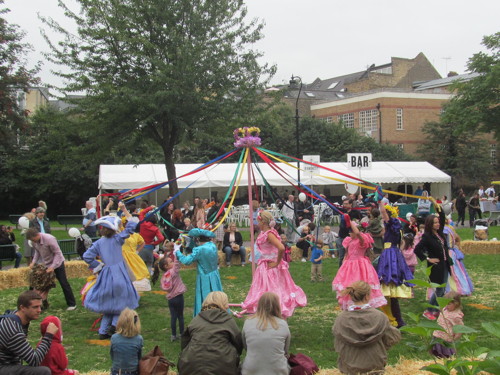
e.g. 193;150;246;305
431;291;464;358
333;281;401;375
159;255;187;342
39;316;79;375
110;308;143;375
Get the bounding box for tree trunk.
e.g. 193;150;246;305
163;146;179;207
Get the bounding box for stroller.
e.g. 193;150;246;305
473;219;488;241
320;204;334;224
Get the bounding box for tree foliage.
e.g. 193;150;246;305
418;121;492;189
442;32;500;140
297;117;412;162
42;0;275;198
1;104;165;216
0;2;40;151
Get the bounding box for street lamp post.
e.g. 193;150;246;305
289;75;303;185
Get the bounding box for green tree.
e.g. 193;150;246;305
0;2;40;151
442;32;500;140
418;121;492;189
1;104;165;216
42;0;275;199
298;117;412;162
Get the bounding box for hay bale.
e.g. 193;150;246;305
65;260;93;278
0;267;30;290
0;261;92;291
80;358;445;375
461;240;500;255
291;245;306;261
218;250;250;267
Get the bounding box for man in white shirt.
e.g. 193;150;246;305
485;185;496;198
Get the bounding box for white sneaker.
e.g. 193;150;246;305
66;306;77;311
301;258;307;262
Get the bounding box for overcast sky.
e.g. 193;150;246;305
5;0;499;88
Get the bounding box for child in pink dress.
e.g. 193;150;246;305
402;233;418;274
241;211;307;318
332;220;387;310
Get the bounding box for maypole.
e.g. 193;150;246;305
233;126;262;276
247;149;255;275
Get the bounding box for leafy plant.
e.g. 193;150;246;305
402;270;500;375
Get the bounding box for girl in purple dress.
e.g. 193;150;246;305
376;201;414;328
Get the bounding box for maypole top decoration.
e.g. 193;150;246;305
234;127;261;148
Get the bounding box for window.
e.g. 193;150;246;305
338;113;354;128
326;116;333;123
397;144;404;150
396;108;403;130
491;144;497;165
359;110;378;133
372;66;392;74
328;81;339;90
304;92;315;98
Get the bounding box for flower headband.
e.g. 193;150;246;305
384;204;399;218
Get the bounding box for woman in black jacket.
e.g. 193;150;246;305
223;222;246;267
414;198;452;320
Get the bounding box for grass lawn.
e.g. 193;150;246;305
0;253;498;373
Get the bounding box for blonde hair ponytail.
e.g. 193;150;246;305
339;281;371;302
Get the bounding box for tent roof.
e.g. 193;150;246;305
99;161;450;190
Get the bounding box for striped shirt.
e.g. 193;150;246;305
0;315;53;366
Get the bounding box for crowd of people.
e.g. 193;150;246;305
0;184;485;374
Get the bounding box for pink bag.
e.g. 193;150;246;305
288;352;319;375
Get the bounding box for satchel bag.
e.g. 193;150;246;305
139;345;175;375
288;352;319;375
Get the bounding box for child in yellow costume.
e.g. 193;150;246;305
121;216;151;291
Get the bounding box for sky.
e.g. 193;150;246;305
4;0;500;88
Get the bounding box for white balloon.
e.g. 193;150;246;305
298;192;306;202
18;216;30;229
406;212;413;221
68;227;81;238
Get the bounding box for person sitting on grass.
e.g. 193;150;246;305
430;291;464;358
177;291;242;375
241;292;291;375
110;308;143;375
38;316;79;374
0;290;58;375
333;281;401;375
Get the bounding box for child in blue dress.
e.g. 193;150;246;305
110;308;143;375
175;228;223;316
83;202;140;339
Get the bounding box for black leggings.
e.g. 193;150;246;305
168;294;184;336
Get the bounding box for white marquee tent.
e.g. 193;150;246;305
99;161;451;202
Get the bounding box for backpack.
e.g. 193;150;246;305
288;352;319;375
76;235;93;257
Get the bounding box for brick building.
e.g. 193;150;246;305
311;89;451;155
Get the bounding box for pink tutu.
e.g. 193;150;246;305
242;259;307;318
332;234;387;310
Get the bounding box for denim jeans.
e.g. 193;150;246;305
428;270;449;313
168;294;184;336
14;252;22;268
223;246;246;265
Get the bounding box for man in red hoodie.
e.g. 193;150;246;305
38;316;79;375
